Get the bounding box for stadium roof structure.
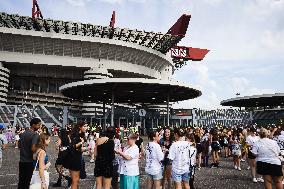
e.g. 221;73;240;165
0;12;187;54
221;93;284;107
59;78;202;104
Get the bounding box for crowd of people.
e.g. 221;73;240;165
1;119;284;189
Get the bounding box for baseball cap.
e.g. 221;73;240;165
0;124;5;129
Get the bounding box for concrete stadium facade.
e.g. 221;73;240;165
0;12;201;127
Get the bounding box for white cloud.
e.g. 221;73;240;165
244;0;284;18
230;77;250;94
248;88;276;96
65;0;92;6
202;0;224;5
99;0;123;4
261;30;284;52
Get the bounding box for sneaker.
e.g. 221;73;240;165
247;166;251;170
211;164;217;168
257;177;264;182
66;176;72;187
238;167;241;171
90;159;94;163
252;178;258;183
197;167;201;171
240;159;245;162
234;165;238;170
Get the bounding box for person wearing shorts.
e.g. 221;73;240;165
145;130;164;189
168;128;190;189
251;128;283;189
231;130;242;171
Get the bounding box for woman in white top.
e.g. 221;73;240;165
116;134;140;189
186;132;197;189
251;128;283;189
168;128;190;189
145;130;164;189
246;127;261;183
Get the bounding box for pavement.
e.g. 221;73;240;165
0;137;264;189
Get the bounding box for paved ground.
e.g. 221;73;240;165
0;137;264;189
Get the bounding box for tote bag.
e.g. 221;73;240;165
30;151;50;189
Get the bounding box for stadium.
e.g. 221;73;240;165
0;3;210;128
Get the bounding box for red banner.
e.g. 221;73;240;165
171;46;209;61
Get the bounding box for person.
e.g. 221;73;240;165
193;128;203;170
5;126;13;143
64;122;88;189
135;132;145;157
116;133;140;189
14;125;22;149
145;130;164;189
88;131;96;163
53;125;72;187
17;117;41;189
94;127;116;189
112;133;122;189
186;132;197;189
160;128;174;189
31;133;51;189
201;129;210;167
168;128;190;189
230;130;242;171
0;124;8;169
251;128;283;189
220;129;229;158
209;128;221;168
246;127;262;183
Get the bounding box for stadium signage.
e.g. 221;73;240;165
171;46;189;58
171;46;210;61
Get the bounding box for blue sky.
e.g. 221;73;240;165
1;0;283;109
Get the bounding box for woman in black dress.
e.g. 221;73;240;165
94;127;115;189
65;122;88;189
160;127;174;189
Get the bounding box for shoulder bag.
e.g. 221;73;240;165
30;150;49;189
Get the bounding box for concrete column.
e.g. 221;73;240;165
103;102;106;130
62;106;68;128
167;94;170;127
111;92;115;127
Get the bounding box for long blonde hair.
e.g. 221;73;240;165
36;133;50;150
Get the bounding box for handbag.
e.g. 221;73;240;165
30;151;50;189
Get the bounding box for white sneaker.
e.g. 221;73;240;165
238;167;241;171
240;159;245;162
253;178;258;183
234;165;238;170
90;159;94;163
257;177;264;182
247;166;251;170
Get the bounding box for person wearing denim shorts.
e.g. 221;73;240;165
145;130;164;189
168;128;190;189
